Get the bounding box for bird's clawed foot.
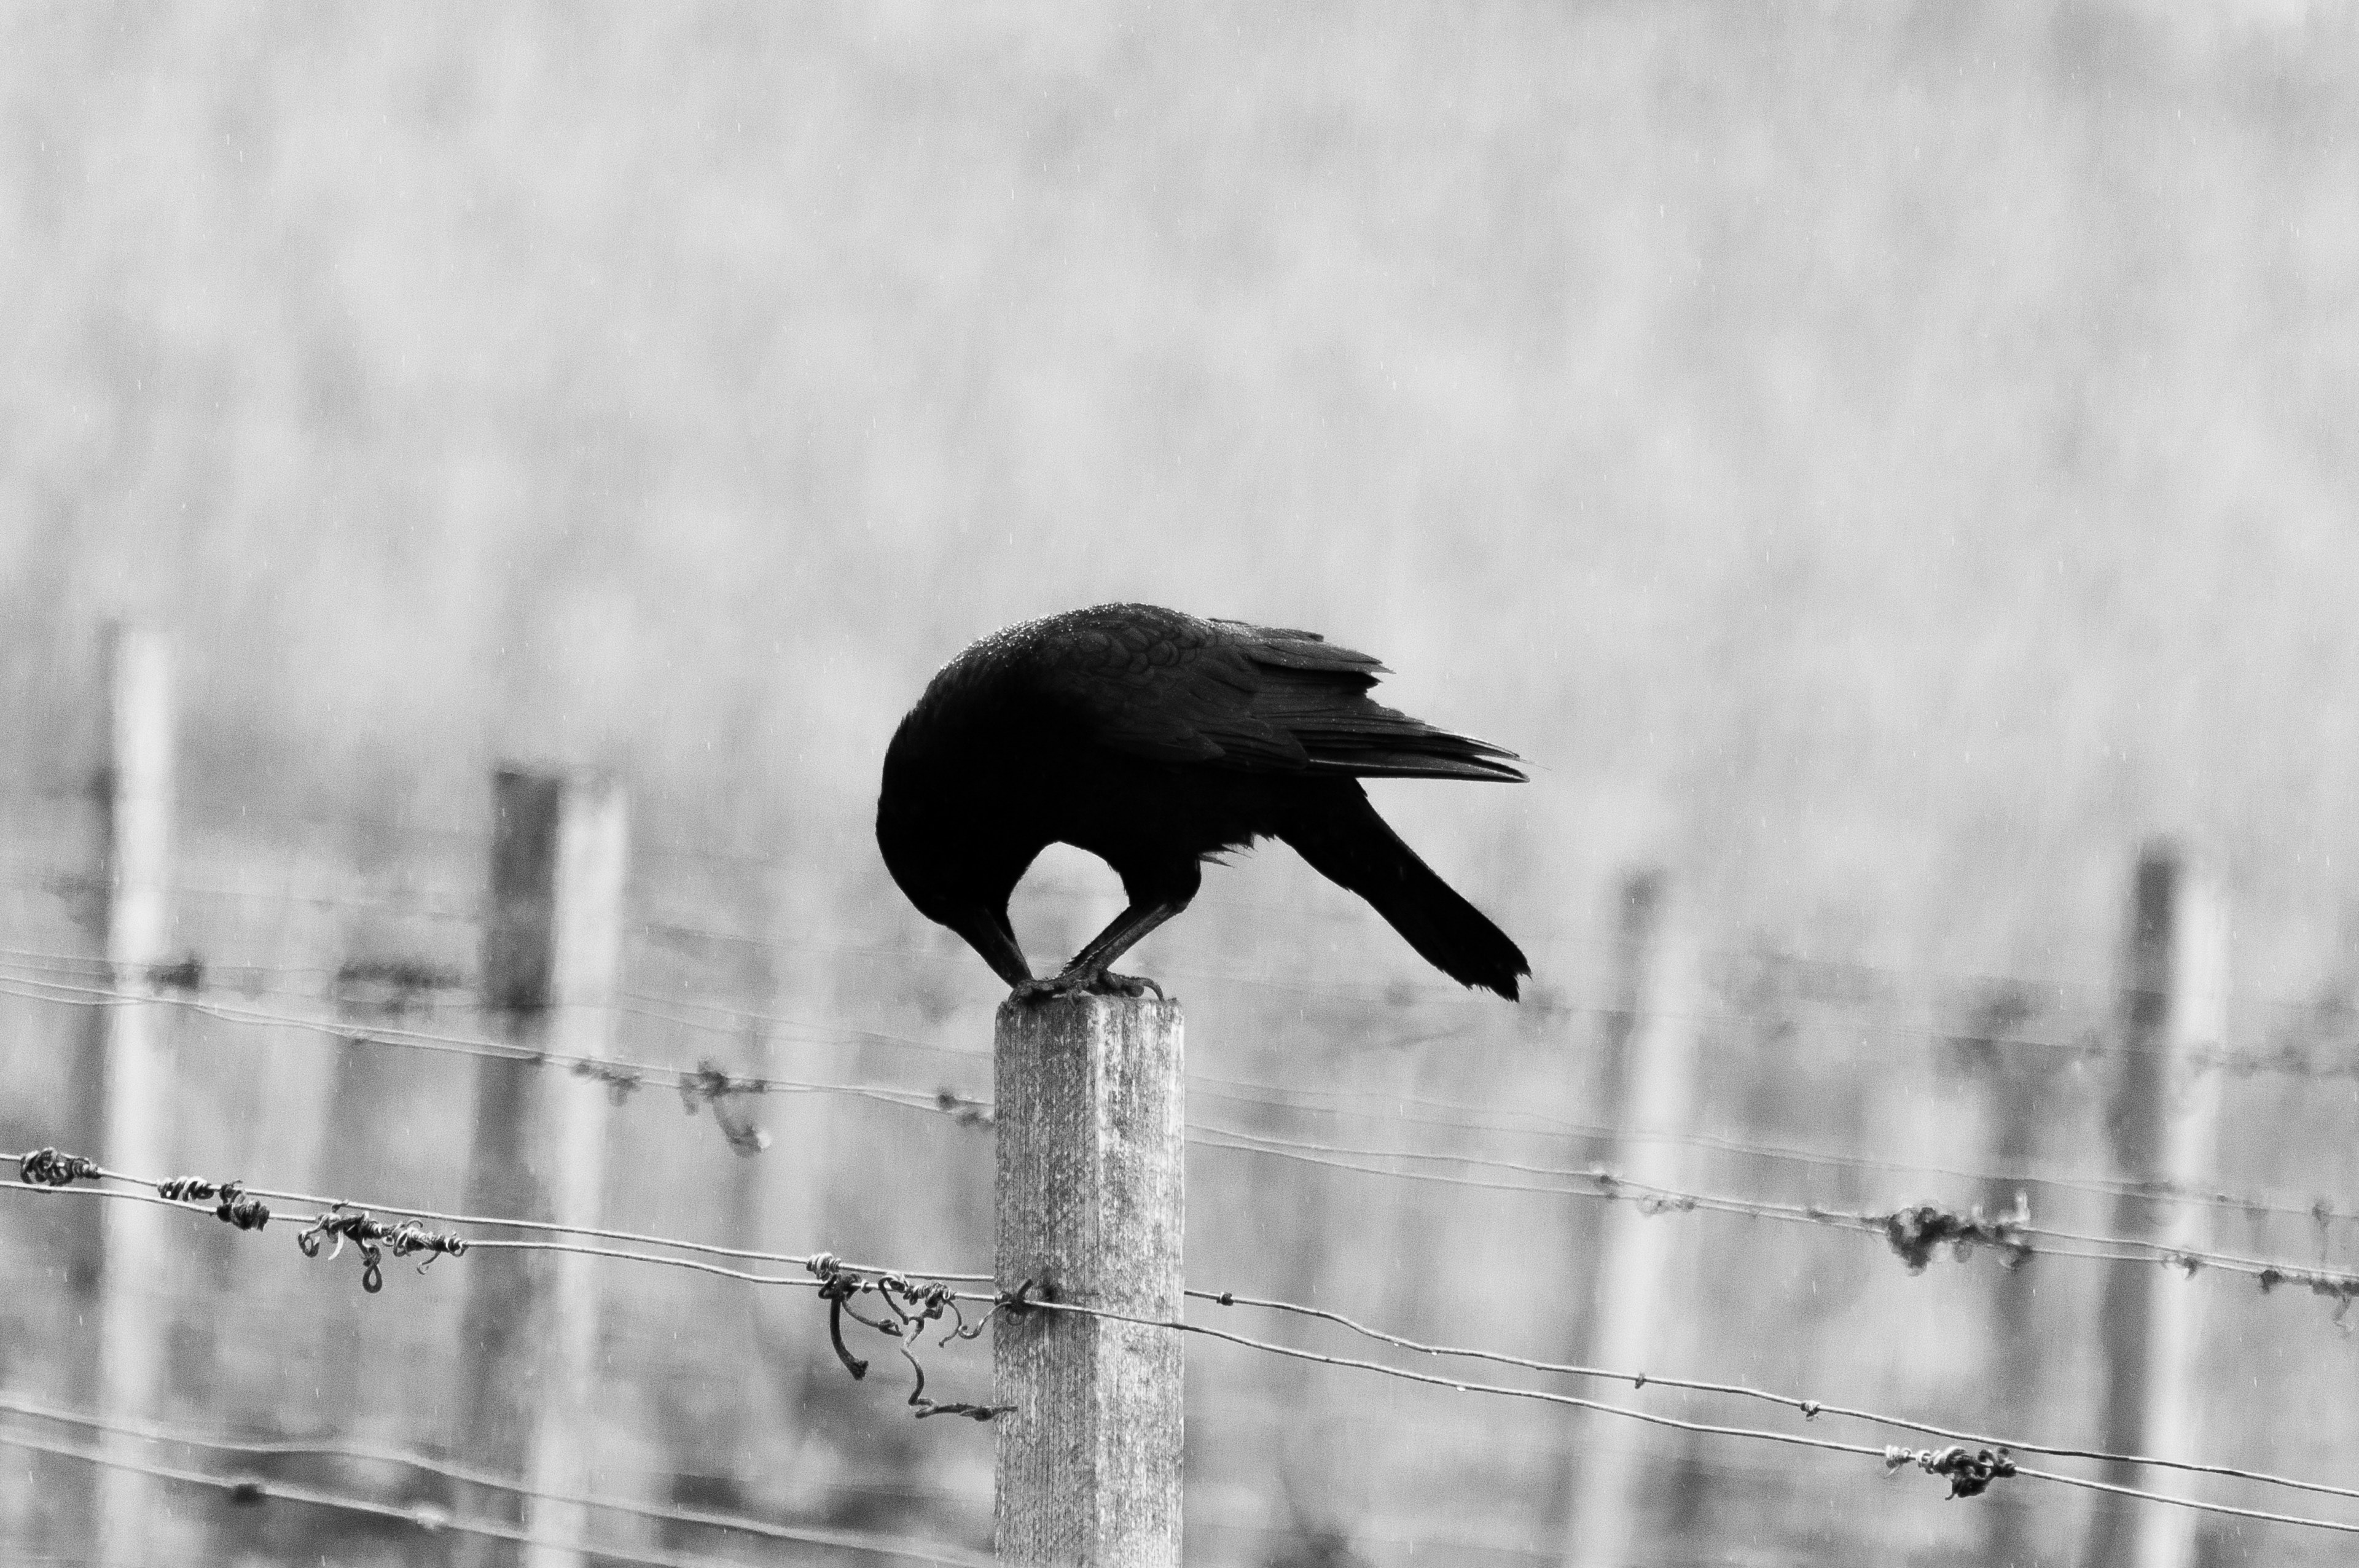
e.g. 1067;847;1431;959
1011;969;1167;1005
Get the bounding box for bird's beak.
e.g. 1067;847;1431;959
950;909;1034;992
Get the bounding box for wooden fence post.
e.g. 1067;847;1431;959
90;623;174;1567
454;768;628;1568
1562;870;1700;1568
2084;844;2227;1568
995;993;1184;1566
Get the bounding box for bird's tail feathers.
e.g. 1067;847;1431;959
1279;790;1530;1000
1304;748;1525;783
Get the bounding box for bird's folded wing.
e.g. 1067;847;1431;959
1043;618;1524;782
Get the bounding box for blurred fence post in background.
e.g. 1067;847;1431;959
88;624;174;1564
2085;845;2228;1568
994;993;1184;1566
1562;870;1699;1568
1966;986;2048;1568
454;768;629;1568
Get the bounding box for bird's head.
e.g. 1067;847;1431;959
874;786;963;928
876;726;957;919
876;714;1038;989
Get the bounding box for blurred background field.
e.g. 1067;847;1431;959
6;2;2359;1564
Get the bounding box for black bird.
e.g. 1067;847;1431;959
876;604;1530;1000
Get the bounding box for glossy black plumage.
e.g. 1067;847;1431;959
876;603;1530;999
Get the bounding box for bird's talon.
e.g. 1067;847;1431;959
1009;970;1166;1004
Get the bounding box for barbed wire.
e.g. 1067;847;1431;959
6;1194;1003;1414
18;837;2359;1042
0;818;770;875
3;1154;987;1283
0;947;480;1024
13;1146;2359;1525
0;838;2281;1002
9;950;2358;1303
0;988;2327;1295
0;929;2340;1127
10;954;2359;1249
1177;1290;2359;1505
0;868;479;924
0;942;2340;1116
7;953;2358;1328
1186;1126;2359;1312
7;1150;1004;1421
615;991;987;1061
15;892;2359;1074
1017;1297;2359;1534
0;948;2345;1235
581;988;2359;1238
0;972;982;1129
604;987;2173;1207
0;1423;990;1568
0;1393;992;1566
1186;1077;2359;1233
0;1062;2257;1303
441;983;2359;1234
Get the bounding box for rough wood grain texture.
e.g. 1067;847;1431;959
92;624;173;1566
2086;846;2226;1568
454;769;627;1568
995;993;1184;1567
1563;872;1698;1568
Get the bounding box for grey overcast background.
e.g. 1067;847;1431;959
6;4;2359;1566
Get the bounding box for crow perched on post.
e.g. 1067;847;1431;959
877;604;1530;1000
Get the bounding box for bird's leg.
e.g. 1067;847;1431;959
1015;899;1186;1003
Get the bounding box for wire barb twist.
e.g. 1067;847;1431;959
569;1058;645;1106
804;1254;1009;1420
296;1207;467;1292
678;1058;771;1155
934;1087;993;1129
158;1176;270;1231
1876;1198;2033;1272
1887;1443;2019;1499
16;1147;101;1187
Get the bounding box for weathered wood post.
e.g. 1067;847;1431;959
90;623;175;1566
455;768;628;1568
1562;871;1701;1568
995;993;1184;1565
2084;844;2227;1568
